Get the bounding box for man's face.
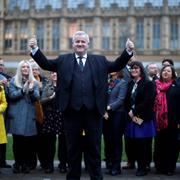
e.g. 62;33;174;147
0;60;5;72
148;64;158;76
72;35;89;56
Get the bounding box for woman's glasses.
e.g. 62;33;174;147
130;66;140;70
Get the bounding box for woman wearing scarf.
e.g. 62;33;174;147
153;65;180;176
124;61;156;176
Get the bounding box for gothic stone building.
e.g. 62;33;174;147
0;0;180;69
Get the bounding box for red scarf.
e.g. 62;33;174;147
154;80;173;131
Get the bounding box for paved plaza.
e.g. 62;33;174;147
0;161;179;180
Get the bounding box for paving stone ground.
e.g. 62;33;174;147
0;161;179;180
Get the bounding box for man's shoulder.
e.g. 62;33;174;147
88;54;105;58
59;53;74;58
56;53;75;63
59;53;105;59
87;54;107;64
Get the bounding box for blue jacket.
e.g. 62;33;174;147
108;79;127;111
7;78;40;136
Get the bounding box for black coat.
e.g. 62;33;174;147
165;80;180;128
125;78;156;121
31;49;133;114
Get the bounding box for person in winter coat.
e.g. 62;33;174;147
7;60;40;174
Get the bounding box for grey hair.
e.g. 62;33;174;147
146;63;159;70
29;61;40;70
72;31;89;43
14;60;36;88
28;59;39;68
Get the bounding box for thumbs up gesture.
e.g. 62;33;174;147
126;38;134;52
28;35;37;49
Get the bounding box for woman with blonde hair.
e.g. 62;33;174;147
7;60;40;174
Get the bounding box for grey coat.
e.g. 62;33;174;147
108;79;128;111
7;78;40;136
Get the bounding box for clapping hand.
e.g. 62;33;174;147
29;81;34;90
49;92;56;99
23;80;34;93
126;38;134;52
23;80;29;93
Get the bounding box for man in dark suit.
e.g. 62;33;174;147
29;31;134;180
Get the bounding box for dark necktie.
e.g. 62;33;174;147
78;57;84;72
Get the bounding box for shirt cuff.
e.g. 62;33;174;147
126;49;133;55
31;47;39;56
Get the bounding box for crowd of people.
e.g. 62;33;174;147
103;58;180;177
0;31;179;180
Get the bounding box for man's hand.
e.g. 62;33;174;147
126;38;134;52
28;35;37;49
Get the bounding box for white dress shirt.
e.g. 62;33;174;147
75;54;87;66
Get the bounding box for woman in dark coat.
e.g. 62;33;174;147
124;61;156;176
153;65;180;176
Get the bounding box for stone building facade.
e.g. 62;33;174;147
0;0;180;66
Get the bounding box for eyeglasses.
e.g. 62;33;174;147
130;66;140;70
